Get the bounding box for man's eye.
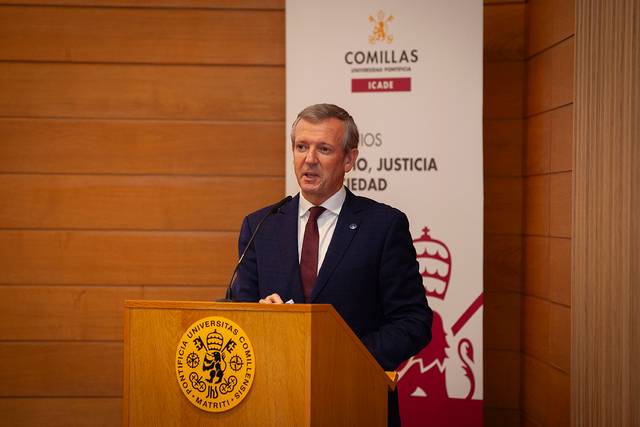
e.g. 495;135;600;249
296;144;307;151
319;146;331;154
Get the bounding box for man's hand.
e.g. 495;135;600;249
259;293;284;304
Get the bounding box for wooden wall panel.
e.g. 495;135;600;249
0;398;122;427
484;4;525;61
0;3;287;426
524;175;550;235
549;172;572;237
484;349;520;408
484;235;522;293
526;112;551;175
550;105;573;172
0;286;142;341
484;61;525;119
573;0;639;424
524;236;549;299
549;237;571;306
0;63;284;120
526;105;573;175
548;303;570;372
0;230;237;285
0;7;284;65
484;291;521;350
484;119;524;177
522;296;550;361
485;408;522;427
484;177;523;234
523;0;575;423
523;355;571;426
527;0;575;56
0;342;122;396
484;2;526;422
527;37;574;116
0;119;285;175
0;175;283;230
0;0;283;8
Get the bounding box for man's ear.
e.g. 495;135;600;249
344;149;359;172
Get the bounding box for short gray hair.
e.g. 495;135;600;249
290;103;359;152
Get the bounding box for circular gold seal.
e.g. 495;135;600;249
175;316;255;412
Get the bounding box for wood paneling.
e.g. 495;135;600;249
0;398;122;427
484;349;520;408
0;342;122;396
0;3;288;427
485;408;522;427
484;61;525;119
485;177;523;234
0;285;142;341
484;292;521;351
0;63;284;120
0;0;283;7
0;119;285;175
524;236;549;299
484;234;522;293
527;0;575;57
484;119;524;177
549;172;572;238
484;4;525;61
549;303;570;373
527;37;574;116
0;175;283;230
549;237;571;306
550;105;573;172
0;230;237;285
573;1;639;424
522;296;550;361
548;368;570;426
0;7;284;65
524;175;550;235
522;356;550;426
526;112;551;175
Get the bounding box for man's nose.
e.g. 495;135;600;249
305;148;319;164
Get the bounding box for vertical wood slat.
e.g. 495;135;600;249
573;0;640;425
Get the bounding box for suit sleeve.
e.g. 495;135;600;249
230;216;260;302
361;212;433;370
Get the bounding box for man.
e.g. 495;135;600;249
233;103;432;426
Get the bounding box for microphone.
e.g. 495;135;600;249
220;195;293;302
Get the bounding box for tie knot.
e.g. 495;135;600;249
308;206;326;222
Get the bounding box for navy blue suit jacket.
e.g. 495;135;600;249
233;188;432;371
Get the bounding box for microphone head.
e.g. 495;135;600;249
270;195;293;214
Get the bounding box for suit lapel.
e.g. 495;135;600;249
277;195;305;302
311;189;361;302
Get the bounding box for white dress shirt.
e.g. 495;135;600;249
297;187;347;273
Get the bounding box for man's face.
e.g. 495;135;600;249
293;118;358;205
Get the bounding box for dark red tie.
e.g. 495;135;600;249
300;206;326;302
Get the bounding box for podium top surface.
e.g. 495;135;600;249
125;300;335;312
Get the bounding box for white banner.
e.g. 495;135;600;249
286;1;483;425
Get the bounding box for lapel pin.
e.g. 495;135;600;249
349;223;358;230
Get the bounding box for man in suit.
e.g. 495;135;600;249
233;103;432;426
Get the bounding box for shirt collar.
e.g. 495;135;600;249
298;186;347;218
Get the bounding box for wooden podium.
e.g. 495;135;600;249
123;301;396;426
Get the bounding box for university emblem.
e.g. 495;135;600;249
175;316;255;412
397;227;484;426
368;11;394;44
